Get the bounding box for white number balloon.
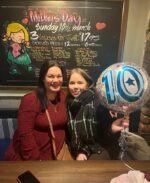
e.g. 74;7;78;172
96;63;150;114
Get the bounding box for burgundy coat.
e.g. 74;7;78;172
5;90;68;160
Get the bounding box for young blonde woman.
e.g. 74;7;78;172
66;68;129;160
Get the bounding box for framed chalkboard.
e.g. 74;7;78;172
0;0;128;88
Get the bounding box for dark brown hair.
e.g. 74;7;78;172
37;60;64;111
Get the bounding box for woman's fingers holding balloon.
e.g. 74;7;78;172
111;117;129;133
122;117;129;128
111;118;125;133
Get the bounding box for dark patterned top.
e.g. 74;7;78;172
67;87;117;159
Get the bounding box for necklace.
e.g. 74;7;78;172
49;100;59;112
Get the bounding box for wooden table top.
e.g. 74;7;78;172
0;160;150;183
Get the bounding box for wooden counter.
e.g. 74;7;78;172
0;160;150;183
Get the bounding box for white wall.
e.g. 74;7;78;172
0;0;150;109
123;0;150;65
0;89;31;109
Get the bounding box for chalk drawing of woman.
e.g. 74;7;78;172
3;22;33;75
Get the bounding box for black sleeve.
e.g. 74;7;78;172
96;104;120;145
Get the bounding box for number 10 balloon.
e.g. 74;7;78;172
96;62;150;114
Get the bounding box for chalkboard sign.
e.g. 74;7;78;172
0;0;128;87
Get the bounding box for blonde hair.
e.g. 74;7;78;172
3;22;29;42
68;68;93;87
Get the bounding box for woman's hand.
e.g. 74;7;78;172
111;116;129;133
76;153;87;161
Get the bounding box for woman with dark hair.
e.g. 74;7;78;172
66;68;129;160
5;60;69;160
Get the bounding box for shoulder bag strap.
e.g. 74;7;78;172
45;109;57;159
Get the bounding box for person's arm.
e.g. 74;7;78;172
125;131;150;160
69;133;91;160
18;93;40;160
96;104;122;143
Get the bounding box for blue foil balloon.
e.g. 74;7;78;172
96;62;150;114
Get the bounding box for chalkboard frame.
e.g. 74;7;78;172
0;0;129;89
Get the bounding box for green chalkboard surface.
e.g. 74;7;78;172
0;0;128;87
